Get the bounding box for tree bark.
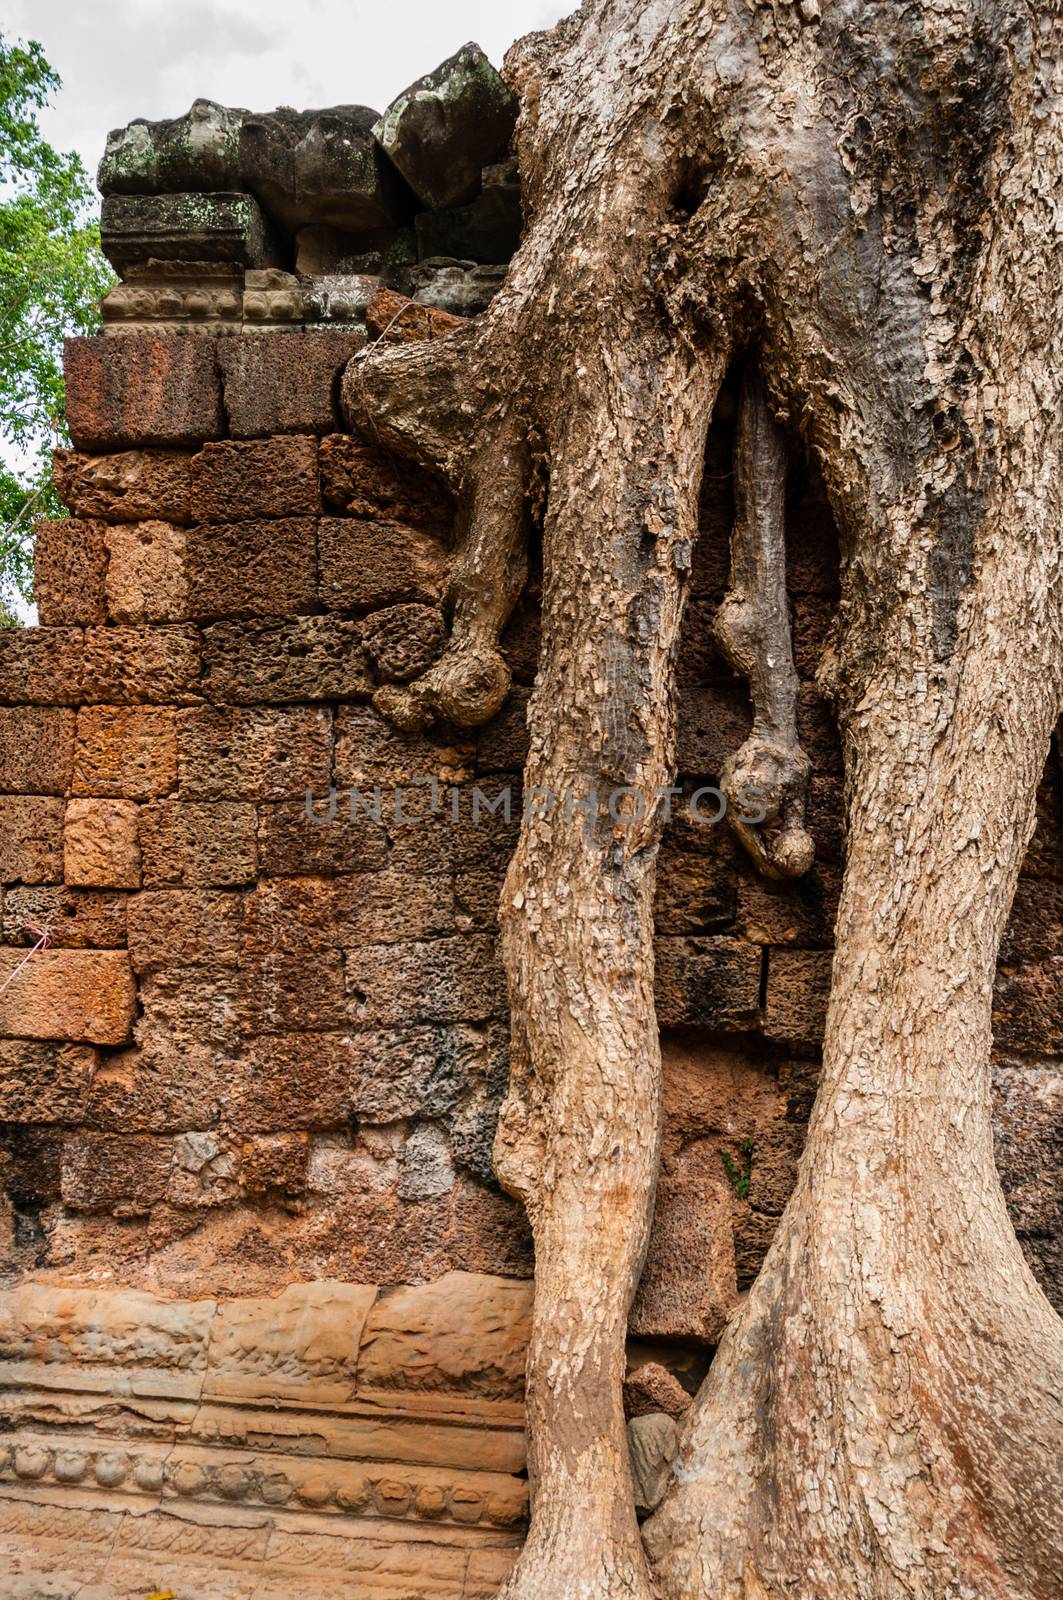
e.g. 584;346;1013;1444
343;1;1063;1595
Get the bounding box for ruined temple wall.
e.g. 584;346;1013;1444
0;326;1059;1596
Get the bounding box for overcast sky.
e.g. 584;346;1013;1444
4;0;573;183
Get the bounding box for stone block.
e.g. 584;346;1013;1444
227;1032;353;1130
256;798;388;876
244;869;455;953
126;888;245;973
763;948;833;1044
0;1040;97;1122
345;935;506;1026
185;517;317;619
64;798;142;888
335;703;474;786
655;827;738;936
373;43;518;211
105;521;189;623
237;1131;310;1197
0;626;84;704
356;1271;531;1400
362;602;445;683
138;799;257;887
414;180;522;264
34;519;108;626
623;1362;693;1421
0;948;136;1044
99;98;243;193
736;863;841;948
1000;876;1063;966
398;1122;455;1200
407;258;509;317
176;705;332;799
792;594;835;679
349;1023;490;1122
654;937;762;1030
0;708;76;794
241;949;348;1033
102;259;244;333
992;1062;1063;1312
240;103;406;231
797;684;842;776
218;330;363;437
318;516;448;610
993;962;1063;1055
73;706;178;799
384;780;519;875
363;287;465;344
189;436;320;522
80;625;202;704
0;797;64;883
61;1132;171;1216
53;447;194;524
628;1413;678;1515
630;1142;738;1345
100;190;276;269
500;592;541;685
319;434;453;536
64;333;224;450
202;616;370;704
2;886;128;949
476;688;529;772
675;684;752;779
136;963;245;1062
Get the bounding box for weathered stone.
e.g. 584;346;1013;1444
64;798;142;888
357;1271;531;1400
61;1133;171;1216
241;873;453;954
319;435;453;536
373;44;518;211
99;99;244;194
361;603;446;682
623;1362;693;1422
73;707;178;799
364;287;465;344
627;1413;678;1515
207;1279;377;1405
2;886;128;949
994;962;1063;1055
654;936;762;1030
101;259;244;333
185;517;318;619
202;617;370;704
64;333;224;450
189;435;320;521
300;269;385;325
0;1041;98;1122
763;949;833;1044
736;863;841;948
0;626;84;705
351;1024;491;1122
319;516;448;610
630;1142;738;1345
126;888;245;973
138;800;257;887
241;265;307;326
100;190;277;270
176;705;332;799
257;798;388;876
335;705;473;787
414;173;522;263
81;625;202;704
34;519;108;626
0;949;136;1044
675;684;753;778
240;104;405;232
218;330;363;437
53;447;194;524
237;1132;310;1196
136;963;245;1059
227;1032;353;1130
655;820;738;935
0;797;64;884
345;936;506;1027
992;1062;1063;1312
0;708;76;794
242;948;348;1033
1000;876;1063;966
105;521;189;623
409;258;509;316
476;689;529;773
168;1129;239;1208
398;1123;455;1200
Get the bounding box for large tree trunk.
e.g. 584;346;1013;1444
343;2;1063;1596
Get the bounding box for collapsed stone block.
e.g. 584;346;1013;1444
105;522;189;623
100;191;277;272
622;1362;693;1422
189;436;320;521
373;43;518;211
0;708;76;795
53;447;194;524
64;798;142;889
0;949;136;1045
64;333;224;450
630;1142;738;1346
218;331;364;438
0;797;65;884
138;799;257;887
33;520;108;626
240;104;406;232
73;706;178;799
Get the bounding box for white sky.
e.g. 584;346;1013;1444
3;0;574;183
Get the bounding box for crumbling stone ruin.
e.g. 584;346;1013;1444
0;39;1060;1600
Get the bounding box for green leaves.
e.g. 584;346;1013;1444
0;31;114;617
